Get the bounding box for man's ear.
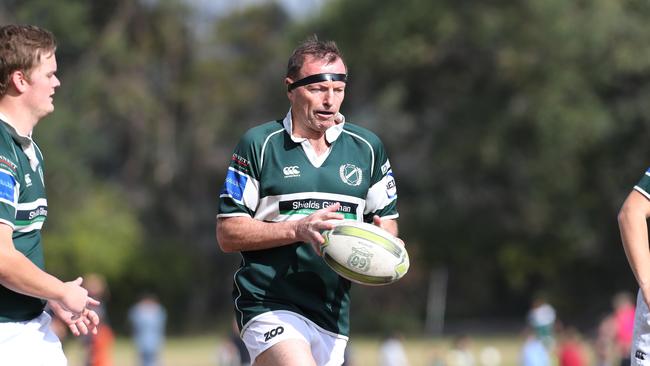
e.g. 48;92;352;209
10;70;29;93
286;77;294;98
285;77;294;92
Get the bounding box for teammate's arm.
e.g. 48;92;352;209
618;189;650;306
0;224;90;314
217;203;344;253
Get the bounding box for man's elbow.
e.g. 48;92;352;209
617;208;628;228
216;224;238;253
617;202;642;230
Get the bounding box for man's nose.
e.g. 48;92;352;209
322;88;334;106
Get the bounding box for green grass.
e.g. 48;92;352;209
62;334;594;366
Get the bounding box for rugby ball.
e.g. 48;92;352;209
321;221;409;286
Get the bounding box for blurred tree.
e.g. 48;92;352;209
4;0;650;334
308;0;650;326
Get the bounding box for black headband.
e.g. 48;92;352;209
287;73;347;91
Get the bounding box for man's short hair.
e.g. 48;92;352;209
0;25;57;97
286;35;346;80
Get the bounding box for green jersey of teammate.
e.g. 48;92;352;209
218;111;398;336
634;168;650;198
0;116;48;322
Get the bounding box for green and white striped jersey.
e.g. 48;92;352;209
0;116;48;323
218;111;398;336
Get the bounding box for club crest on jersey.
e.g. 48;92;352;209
339;164;362;186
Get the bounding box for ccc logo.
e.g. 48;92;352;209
264;326;285;342
283;166;300;176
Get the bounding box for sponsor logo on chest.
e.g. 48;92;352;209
283;165;300;178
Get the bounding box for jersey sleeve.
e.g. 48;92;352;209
363;138;398;222
0;153;19;228
217;130;262;218
634;168;650;199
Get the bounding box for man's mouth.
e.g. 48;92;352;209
315;110;335;118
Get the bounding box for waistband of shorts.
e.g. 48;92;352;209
241;310;349;341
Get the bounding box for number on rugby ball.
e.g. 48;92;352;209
321;221;409;286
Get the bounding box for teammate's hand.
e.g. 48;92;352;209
295;202;344;255
48;299;100;336
60;277;97;315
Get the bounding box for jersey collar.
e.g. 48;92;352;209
282;109;345;144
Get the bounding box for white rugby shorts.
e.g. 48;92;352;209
632;289;650;365
0;311;67;366
241;310;348;366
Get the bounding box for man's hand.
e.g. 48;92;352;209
372;215;405;247
48;299;100;336
59;277;94;315
295;202;344;255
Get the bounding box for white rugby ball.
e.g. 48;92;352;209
321;221;409;286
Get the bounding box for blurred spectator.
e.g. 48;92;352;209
521;328;550;366
557;326;586;366
594;312;616;366
527;296;556;349
379;332;410;366
129;293;167;366
446;335;475;366
427;346;446;366
478;346;502;366
84;273;114;366
216;317;250;366
612;292;635;366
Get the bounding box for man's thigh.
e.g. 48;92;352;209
241;311;347;366
254;338;317;366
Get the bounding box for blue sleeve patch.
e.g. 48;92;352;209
386;171;397;199
0;170;16;203
221;169;248;201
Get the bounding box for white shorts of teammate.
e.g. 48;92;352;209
241;310;348;366
633;289;650;365
0;311;67;366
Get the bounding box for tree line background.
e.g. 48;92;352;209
2;0;649;336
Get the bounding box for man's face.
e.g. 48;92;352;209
23;52;60;121
287;55;346;136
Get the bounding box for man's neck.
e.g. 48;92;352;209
0;101;35;136
292;122;331;155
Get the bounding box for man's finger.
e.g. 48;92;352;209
87;296;101;306
320;202;340;212
76;320;89;335
69;323;80;337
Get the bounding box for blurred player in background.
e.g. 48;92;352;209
84;273;114;366
0;24;100;365
618;167;650;366
217;36;400;365
129;293;167;366
527;296;556;349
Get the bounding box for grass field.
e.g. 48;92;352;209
61;333;575;366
